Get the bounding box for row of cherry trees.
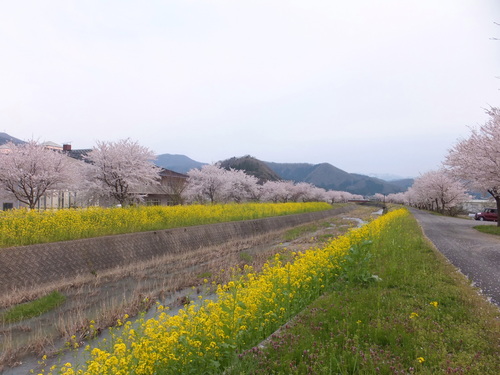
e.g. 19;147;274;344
377;170;470;215
0;139;161;209
378;107;500;222
183;164;362;204
0;139;362;209
3;107;498;212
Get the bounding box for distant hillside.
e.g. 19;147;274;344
0;132;25;145
265;161;406;196
0;132;411;196
155;154;206;173
387;178;414;191
367;173;411;181
219;155;281;183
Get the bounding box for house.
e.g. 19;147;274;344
0;138;188;209
61;144;188;206
61;143;92;161
41;141;63;151
144;168;188;206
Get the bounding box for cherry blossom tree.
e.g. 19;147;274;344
324;190;360;203
445;107;500;224
85;139;161;206
183;164;260;204
386;192;408;205
408;170;470;214
183;164;230;204
0;141;80;209
260;180;297;203
224;168;260;203
296;183;327;202
184;164;362;205
289;182;318;202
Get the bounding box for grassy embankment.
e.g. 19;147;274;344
42;208;500;374
0;202;332;248
228;210;500;374
474;225;500;236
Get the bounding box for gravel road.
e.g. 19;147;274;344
410;208;500;307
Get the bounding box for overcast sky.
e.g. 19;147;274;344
0;1;498;178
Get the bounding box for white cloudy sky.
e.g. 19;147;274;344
0;1;498;178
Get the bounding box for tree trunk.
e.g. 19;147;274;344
487;189;500;227
495;196;500;227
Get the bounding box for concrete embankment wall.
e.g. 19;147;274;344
0;207;353;291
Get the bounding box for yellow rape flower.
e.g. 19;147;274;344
52;208;409;375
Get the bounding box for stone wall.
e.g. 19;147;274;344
0;207;353;291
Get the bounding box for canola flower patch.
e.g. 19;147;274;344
0;202;331;248
45;209;408;375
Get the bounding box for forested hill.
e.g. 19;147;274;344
155;153;411;195
265;161;409;195
155;154;205;174
0;132;26;145
219;156;281;183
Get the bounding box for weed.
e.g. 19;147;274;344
238;251;253;264
317;233;335;242
197;272;213;279
0;291;66;324
339;240;380;285
283;224;318;241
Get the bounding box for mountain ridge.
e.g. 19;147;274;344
155;153;205;174
219;155;281;183
0;132;412;196
264;160;406;195
0;132;26;145
155;154;411;195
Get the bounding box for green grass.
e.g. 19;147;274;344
197;272;213;279
474;225;500;235
283;221;335;242
283;224;319;241
0;291;66;323
238;251;253;263
227;213;500;374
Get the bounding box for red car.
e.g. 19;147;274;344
474;208;498;221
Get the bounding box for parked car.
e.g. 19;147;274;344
474;208;498;221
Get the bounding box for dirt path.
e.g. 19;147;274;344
410;208;500;307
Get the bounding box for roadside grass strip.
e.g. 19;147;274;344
0;202;331;248
228;211;500;374
41;209;405;375
474;225;500;236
